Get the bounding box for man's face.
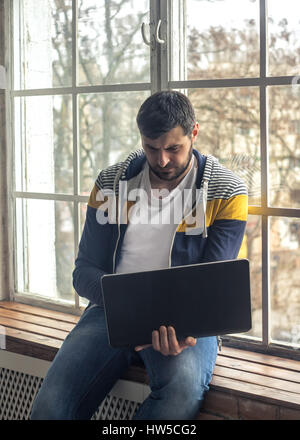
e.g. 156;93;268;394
141;124;199;182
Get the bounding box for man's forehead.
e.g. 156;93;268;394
141;126;188;148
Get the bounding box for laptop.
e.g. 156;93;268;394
101;259;252;348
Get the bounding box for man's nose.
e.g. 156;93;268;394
158;150;170;168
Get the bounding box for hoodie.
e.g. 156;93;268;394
72;148;248;307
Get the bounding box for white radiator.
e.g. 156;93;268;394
0;351;150;420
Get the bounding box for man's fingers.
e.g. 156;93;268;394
134;343;152;351
168;326;181;355
182;336;197;347
146;327;196;356
187;337;197;346
134;333;196;354
159;326;170;355
152;329;160;351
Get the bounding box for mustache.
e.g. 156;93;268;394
155;166;173;171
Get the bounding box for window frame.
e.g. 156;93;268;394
5;0;300;359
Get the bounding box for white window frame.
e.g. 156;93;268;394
4;0;300;359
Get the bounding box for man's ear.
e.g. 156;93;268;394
191;122;199;141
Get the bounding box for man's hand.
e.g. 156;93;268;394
135;325;196;356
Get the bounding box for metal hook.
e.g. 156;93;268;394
141;22;150;46
155;19;165;44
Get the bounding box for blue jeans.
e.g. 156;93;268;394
30;304;217;420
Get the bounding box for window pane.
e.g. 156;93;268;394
268;86;300;208
270;217;300;348
16;199;75;303
79;203;89;308
267;0;300;77
228;215;262;340
13;0;72;89
179;0;259;81
244;215;262;340
79;91;149;195
14;95;73;194
79;202;87;237
188;87;261;206
79;296;89;309
78;0;150;86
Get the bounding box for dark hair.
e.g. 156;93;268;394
136;90;196;139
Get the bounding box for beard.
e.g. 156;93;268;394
148;142;194;182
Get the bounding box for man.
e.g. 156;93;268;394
31;91;248;420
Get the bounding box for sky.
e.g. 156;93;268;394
186;0;300;30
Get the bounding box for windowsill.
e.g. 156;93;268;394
0;300;300;420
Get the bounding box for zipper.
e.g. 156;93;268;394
112;167;125;273
168;193;197;267
168;227;178;268
112;221;121;273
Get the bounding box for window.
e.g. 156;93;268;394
7;0;300;356
11;0;151;311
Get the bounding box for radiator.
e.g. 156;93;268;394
0;351;150;420
0;367;43;420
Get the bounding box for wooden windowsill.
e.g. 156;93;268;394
0;300;299;419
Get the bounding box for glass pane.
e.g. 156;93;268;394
268;86;300;208
270;217;300;348
13;0;72;89
78;0;150;86
267;0;300;77
188;87;261;205
79;296;89;309
180;0;259;81
79;203;87;237
14;95;73;194
244;215;262;340
229;215;262;340
79;203;89;308
79;91;149;195
16;199;75;303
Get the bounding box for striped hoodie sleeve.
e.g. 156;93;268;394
202;159;248;262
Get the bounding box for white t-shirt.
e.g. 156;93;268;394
115;156;198;274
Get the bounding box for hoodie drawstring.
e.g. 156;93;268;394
202;178;209;238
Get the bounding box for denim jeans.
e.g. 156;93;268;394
30;304;217;420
